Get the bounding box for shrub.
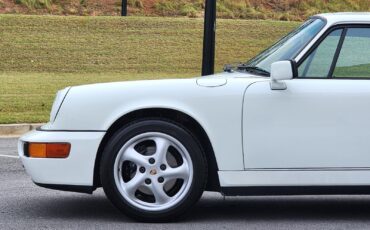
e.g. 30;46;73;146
180;3;198;17
128;0;143;8
15;0;53;9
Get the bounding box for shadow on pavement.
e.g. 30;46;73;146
22;192;370;223
23;194;128;222
189;195;370;222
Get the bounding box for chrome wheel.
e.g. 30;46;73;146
113;132;193;211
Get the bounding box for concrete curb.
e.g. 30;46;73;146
0;123;44;137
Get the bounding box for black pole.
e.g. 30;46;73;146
201;0;216;76
121;0;127;16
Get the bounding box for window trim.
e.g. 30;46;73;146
327;28;347;79
296;24;370;80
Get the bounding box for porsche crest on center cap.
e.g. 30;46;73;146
150;169;157;175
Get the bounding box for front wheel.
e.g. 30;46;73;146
100;119;207;222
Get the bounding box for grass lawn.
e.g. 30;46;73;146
0;15;299;124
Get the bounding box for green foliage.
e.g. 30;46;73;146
179;3;198;17
154;1;177;15
128;0;143;8
154;0;204;17
15;0;52;9
80;0;87;7
294;0;370;19
217;1;235;18
8;0;370;20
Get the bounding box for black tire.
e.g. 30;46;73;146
100;119;207;222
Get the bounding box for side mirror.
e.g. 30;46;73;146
270;60;294;90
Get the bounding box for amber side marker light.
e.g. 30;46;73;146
26;143;71;158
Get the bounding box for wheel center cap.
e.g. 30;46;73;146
150;169;157;175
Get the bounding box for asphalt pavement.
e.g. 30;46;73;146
2;137;370;229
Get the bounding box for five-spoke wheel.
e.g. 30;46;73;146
100;119;207;222
114;133;193;211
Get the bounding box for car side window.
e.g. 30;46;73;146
333;28;370;78
298;29;343;78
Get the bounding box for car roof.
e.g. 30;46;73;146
314;12;370;25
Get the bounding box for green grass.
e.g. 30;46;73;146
0;15;299;124
335;63;370;78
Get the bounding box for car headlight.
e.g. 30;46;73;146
50;87;71;122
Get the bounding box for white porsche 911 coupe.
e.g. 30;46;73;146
19;13;370;221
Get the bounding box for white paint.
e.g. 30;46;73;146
44;74;266;171
243;79;370;169
19;130;105;186
270;61;293;81
196;77;227;87
270;60;293;90
219;170;370;187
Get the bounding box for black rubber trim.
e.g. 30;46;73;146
222;186;370;196
34;182;96;194
23;142;30;157
36;127;105;132
327;28;347;78
290;59;298;78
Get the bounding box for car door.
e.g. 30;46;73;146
243;25;370;169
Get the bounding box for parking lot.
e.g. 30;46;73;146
2;137;370;229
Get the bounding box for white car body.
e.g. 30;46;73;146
19;13;370;196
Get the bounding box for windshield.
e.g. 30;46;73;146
244;18;325;74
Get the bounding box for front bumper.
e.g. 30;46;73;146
18;130;105;189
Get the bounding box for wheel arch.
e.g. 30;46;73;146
94;108;220;192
